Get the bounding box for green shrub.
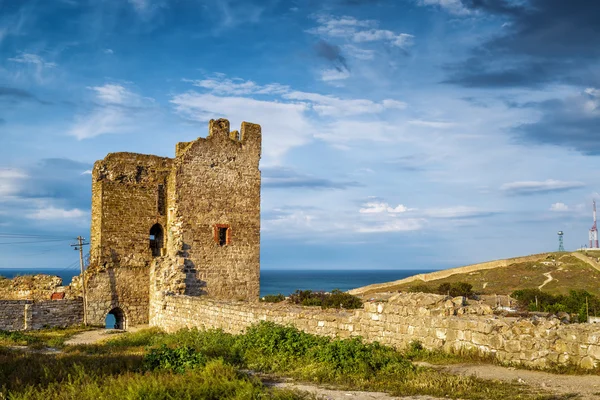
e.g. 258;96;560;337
143;344;207;373
512;288;600;321
448;282;473;298
261;293;286;303
288;289;362;309
407;284;434;293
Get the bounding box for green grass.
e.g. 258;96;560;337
0;324;574;400
0;326;92;349
364;253;600;297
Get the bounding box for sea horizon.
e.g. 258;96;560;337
0;267;438;297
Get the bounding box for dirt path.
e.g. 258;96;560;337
538;271;554;290
270;382;442;400
64;326;147;345
419;362;600;399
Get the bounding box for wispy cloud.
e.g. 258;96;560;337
550;202;569;212
69;84;156;140
359;201;412;214
8;53;57;68
263;167;360;190
0;168;27;197
417;0;470;15
172;75;407;160
27;206;87;220
501;180;585;196
308;15;414;50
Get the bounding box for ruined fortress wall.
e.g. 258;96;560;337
150;293;600;370
170;120;261;301
0;300;83;331
0;301;28;330
349;253;551;295
29;300;83;330
91;153;172;268
86;267;149;326
0;275;65;301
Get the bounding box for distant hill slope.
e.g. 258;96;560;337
349;252;600;297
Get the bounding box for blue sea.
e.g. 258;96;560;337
0;268;434;296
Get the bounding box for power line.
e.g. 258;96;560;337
0;239;73;245
0;233;75;240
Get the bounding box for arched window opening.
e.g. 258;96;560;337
105;307;125;330
149;223;164;257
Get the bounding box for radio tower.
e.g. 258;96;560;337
590;200;599;248
558;231;565;252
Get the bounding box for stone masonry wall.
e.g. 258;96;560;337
90;152;172;268
150;293;600;370
86;266;149;326
167;120;261;301
0;299;83;331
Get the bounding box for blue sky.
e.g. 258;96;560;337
1;0;599;272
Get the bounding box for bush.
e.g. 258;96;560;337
407;284;435;293
143;344;207;373
512;288;600;321
448;282;473;297
261;293;286;303
288;289;362;309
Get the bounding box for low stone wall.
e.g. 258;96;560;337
150;292;600;369
0;299;83;331
0;300;29;330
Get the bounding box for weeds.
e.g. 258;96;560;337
0;323;569;400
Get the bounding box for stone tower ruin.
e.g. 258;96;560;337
85;119;261;327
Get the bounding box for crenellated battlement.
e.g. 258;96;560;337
175;119;261;158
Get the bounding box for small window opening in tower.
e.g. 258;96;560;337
149;223;164;257
214;224;230;246
218;227;227;246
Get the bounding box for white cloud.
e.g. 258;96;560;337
283;91;406;117
550;202;570;212
417;0;470;15
343;44;375;60
172;75;408;159
501;180;585;195
8;53;57;68
27;207;87;220
103;49;114;54
408;120;456;128
81;170;93;175
423;206;490;219
359;202;411;214
356;219;423;233
308;15;415;50
263;205;423;237
69;84;155;140
184;77;289;96
88;84;154;106
0;168;27;197
320;68;351;82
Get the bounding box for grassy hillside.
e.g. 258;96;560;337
358;252;600;297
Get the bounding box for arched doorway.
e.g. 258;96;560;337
149;223;164;257
105;307;126;330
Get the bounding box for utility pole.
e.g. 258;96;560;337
71;236;89;325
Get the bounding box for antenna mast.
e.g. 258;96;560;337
590;200;599;248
